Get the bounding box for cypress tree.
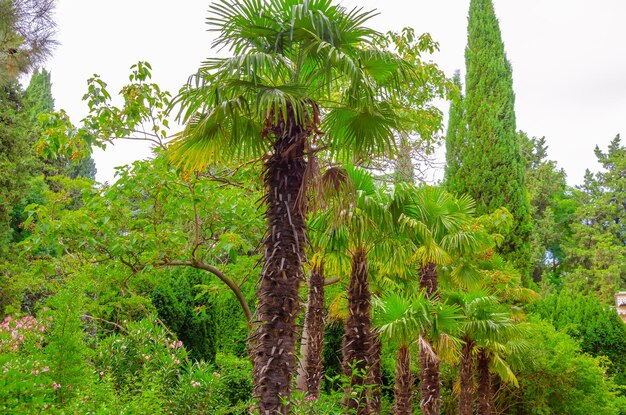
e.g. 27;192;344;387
445;0;531;278
25;68;54;123
443;70;465;194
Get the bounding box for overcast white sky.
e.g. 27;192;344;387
43;0;626;185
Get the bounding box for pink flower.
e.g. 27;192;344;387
191;380;201;388
306;395;317;402
52;382;61;389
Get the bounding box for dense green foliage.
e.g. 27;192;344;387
520;133;574;282
0;83;31;248
498;320;626;414
2;0;626;414
151;269;218;364
530;290;626;385
559;136;626;301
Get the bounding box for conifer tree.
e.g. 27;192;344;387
444;71;465;194
445;0;531;277
25;68;54;123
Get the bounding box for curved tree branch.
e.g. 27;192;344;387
162;259;252;330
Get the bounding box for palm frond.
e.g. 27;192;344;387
373;291;429;345
447;260;484;289
323;103;398;163
491;353;519;387
168;96;265;170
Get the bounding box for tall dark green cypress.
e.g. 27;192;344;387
444;71;465;194
445;0;531;278
25;68;54;123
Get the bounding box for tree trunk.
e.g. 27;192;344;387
419;261;440;415
419;337;440;415
367;334;382;414
394;136;415;184
296;261;325;398
253;107;309;415
343;246;372;415
420;262;438;299
459;338;474;415
394;344;413;415
477;349;492;415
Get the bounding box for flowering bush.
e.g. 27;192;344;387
0;313;56;412
94;317;188;393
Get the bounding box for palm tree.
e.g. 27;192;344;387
444;290;515;415
311;166;403;414
391;185;482;415
373;291;459;415
169;1;419;412
475;336;526;415
374;292;426;415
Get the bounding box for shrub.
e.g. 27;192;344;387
94;317;187;393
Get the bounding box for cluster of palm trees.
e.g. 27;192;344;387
168;0;529;414
300;167;527;415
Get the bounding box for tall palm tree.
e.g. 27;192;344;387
169;1;419;412
444;290;515;415
311;166;398;414
391;185;482;415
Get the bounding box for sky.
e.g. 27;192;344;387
43;0;626;185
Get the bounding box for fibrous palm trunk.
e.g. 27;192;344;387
367;335;382;415
420;262;440;415
394;344;413;415
419;337;440;415
343;246;372;415
459;338;474;415
477;349;492;415
420;262;438;299
296;261;325;398
253;107;310;415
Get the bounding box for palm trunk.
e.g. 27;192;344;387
367;334;382;414
419;337;440;415
477;349;492;415
253;107;309;415
296;261;325;398
343;246;372;415
419;262;440;415
420;262;438;298
459;338;474;415
394;344;413;415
